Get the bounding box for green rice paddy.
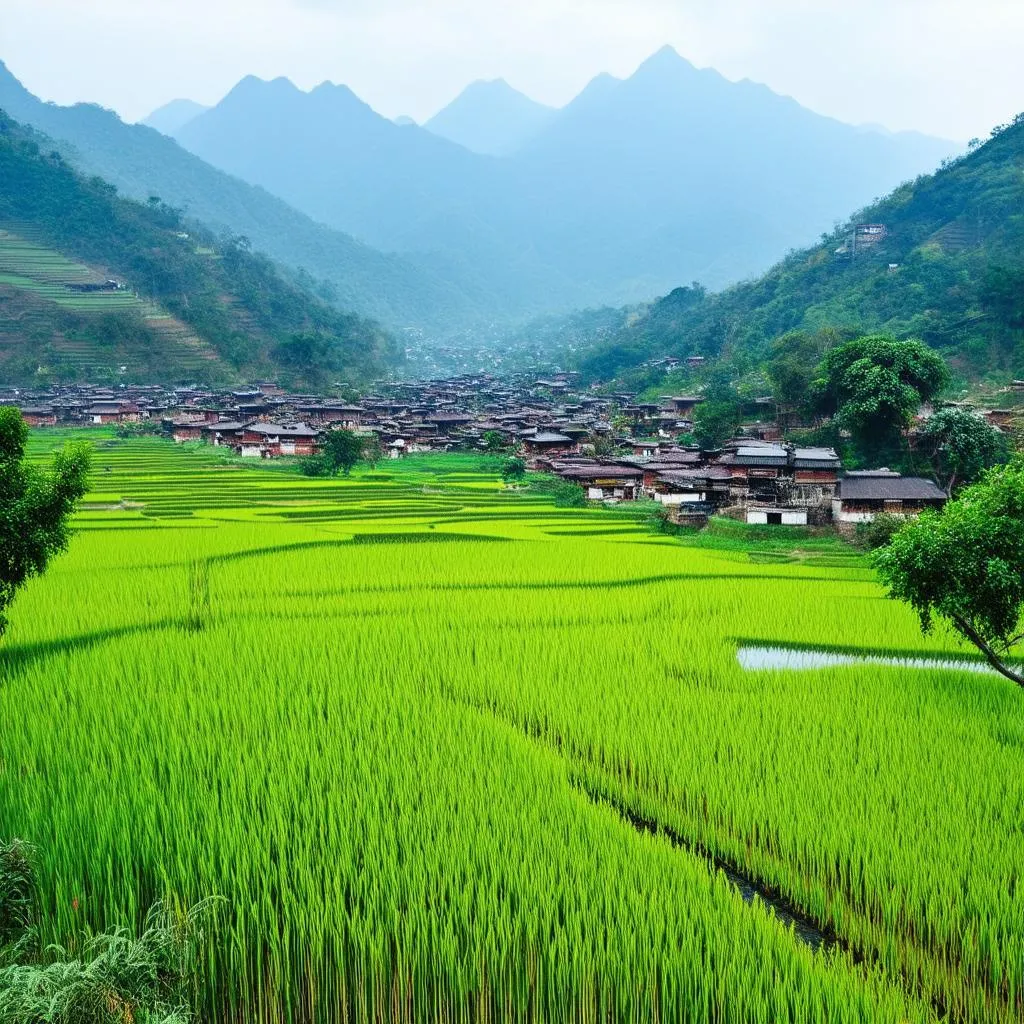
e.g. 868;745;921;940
0;230;143;312
2;431;1022;1022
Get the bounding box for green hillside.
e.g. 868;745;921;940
0;111;400;387
572;113;1024;384
0;61;481;331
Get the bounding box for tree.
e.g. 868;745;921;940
692;370;742;450
361;434;383;469
483;430;507;454
319;429;365;476
0;408;91;640
765;331;827;412
873;456;1024;686
920;407;1008;494
501;457;526;483
812;335;949;462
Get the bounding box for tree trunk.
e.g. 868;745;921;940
952;614;1024;687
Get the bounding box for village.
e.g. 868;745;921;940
4;372;1021;532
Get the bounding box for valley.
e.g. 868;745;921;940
0;17;1022;1024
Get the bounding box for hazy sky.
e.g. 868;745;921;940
1;0;1020;139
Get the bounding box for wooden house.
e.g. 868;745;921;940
832;474;947;523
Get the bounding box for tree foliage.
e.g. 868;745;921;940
920;407;1009;494
319;429;366;477
873;456;1024;686
0;408;90;639
691;370;742;450
501;457;526;483
812;335;949;461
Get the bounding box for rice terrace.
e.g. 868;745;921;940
0;429;1021;1023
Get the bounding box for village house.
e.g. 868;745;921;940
169;420;205;443
558;464;644;501
15;405;57;427
787;448;842;504
238;423;320;458
832;472;947;525
85;402;143;424
522;431;577;460
202;421;249;447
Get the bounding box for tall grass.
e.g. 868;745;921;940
1;433;1021;1021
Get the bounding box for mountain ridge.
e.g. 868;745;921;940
0;110;400;387
171;46;959;317
424;78;556;155
0;59;481;331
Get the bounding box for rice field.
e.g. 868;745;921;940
0;230;143;312
2;431;1022;1023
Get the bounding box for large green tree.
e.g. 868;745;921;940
692;370;743;450
873;456;1024;686
319;428;366;477
920;406;1008;494
812;335;949;462
0;408;91;639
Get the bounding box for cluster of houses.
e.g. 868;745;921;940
3;374;1018;530
536;441;948;529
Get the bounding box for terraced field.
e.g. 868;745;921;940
0;229;142;311
0;229;224;379
2;432;1022;1023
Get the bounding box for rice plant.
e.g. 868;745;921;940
2;432;1021;1022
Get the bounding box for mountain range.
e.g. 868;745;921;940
2;48;959;335
0;60;477;330
167;47;958;314
562;113;1024;384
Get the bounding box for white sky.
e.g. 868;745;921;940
1;0;1020;139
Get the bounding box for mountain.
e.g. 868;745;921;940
172;75;562;314
0;60;480;330
169;48;959;319
141;98;210;136
568;113;1024;383
424;79;556;156
509;46;960;302
0;111;400;387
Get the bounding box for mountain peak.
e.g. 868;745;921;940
632;45;699;80
424;78;555;156
140;98;210;136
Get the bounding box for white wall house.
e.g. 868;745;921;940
746;507;808;526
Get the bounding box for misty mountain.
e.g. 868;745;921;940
0;60;481;329
424;79;556;156
570;111;1024;383
0;110;399;387
170;47;958;317
172;75;570;313
509;46;960;299
141;98;210;136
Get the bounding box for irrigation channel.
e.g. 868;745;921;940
464;695;841;955
579;788;841;955
737;645;1015;675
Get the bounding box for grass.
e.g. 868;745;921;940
0;430;1021;1022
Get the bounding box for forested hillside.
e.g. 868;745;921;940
0;112;400;386
573;114;1024;384
0;60;477;330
